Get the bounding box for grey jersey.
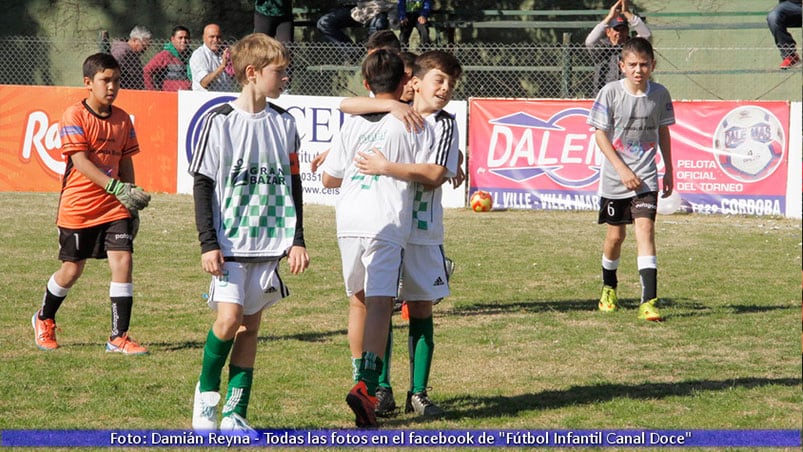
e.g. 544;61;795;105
587;79;675;199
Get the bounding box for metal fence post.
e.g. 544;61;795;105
98;31;110;53
561;32;571;98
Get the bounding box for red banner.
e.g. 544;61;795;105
0;85;177;193
469;99;790;216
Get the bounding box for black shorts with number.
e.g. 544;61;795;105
58;219;133;262
598;192;658;225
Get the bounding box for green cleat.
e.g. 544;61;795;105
598;286;619;312
638;298;663;321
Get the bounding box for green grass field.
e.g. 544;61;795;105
0;192;800;445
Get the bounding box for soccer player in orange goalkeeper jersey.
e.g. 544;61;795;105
33;53;151;355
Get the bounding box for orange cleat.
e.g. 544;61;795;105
346;381;378;428
106;333;148;355
32;313;59;350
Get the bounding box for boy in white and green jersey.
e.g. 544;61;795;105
345;50;463;418
321;48;440;428
189;33;309;433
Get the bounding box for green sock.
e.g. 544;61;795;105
199;329;233;392
222;365;253;419
351;357;362;383
360;351;382;396
409;316;434;394
378;320;393;389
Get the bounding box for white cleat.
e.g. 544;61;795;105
220;412;257;435
192;382;220;430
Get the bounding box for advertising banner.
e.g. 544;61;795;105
469;99;792;217
671;101;790;216
469;99;600;211
3;85;794;217
0;85;178;193
177;92;468;207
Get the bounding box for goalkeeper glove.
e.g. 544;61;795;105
105;179;150;211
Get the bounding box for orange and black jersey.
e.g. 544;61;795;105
57;100;139;229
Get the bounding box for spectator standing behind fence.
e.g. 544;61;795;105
143;26;192;91
585;0;651;93
111;26;152;90
317;1;396;48
398;0;431;49
190;24;238;92
767;0;802;69
254;0;294;42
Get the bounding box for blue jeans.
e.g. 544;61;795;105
317;7;389;45
767;1;802;57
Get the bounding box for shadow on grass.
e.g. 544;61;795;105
726;304;797;314
123;301;796;352
443;298;793;319
444;297;699;316
389;377;801;424
444;299;601;316
152;328;350;351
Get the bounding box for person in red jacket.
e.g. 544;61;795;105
143;25;192;91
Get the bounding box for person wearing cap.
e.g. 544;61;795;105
585;0;651;93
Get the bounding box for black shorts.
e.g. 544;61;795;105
58;219;133;262
598;192;658;225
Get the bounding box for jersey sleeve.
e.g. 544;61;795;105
188;110;222;180
286;115;301;176
120;110;140;158
587;84;613;131
59;106;89;157
435;114;459;178
658;87;676;127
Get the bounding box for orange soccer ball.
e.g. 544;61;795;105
470;190;493;212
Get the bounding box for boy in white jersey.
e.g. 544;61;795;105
586;37;674;321
320;49;440;428
341;50;463;418
189;33;309;432
314;50;425;418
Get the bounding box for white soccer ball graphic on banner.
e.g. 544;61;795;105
712;106;785;183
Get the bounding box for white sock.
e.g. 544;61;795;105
637;256;657;270
48;274;69;297
602;255;620;270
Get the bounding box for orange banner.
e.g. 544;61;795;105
0;85;177;193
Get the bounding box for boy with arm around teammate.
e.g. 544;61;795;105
347;50;463;417
320;49;437;428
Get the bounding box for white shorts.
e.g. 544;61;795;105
399;244;450;301
338;237;403;298
207;261;288;316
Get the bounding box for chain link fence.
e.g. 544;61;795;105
0;36;798;101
